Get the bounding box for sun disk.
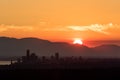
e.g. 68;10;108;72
73;39;83;45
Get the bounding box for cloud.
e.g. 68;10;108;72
41;23;119;35
0;23;119;35
43;27;68;31
67;23;118;35
0;24;34;32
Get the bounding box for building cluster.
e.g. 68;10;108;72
10;49;120;69
11;49;82;65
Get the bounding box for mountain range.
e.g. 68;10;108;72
0;37;120;58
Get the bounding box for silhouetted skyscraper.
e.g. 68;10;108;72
30;53;38;61
55;52;59;60
26;49;30;58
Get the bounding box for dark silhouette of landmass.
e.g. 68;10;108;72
0;37;120;58
9;49;120;69
0;49;120;79
0;37;120;79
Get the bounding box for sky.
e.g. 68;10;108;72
0;0;120;42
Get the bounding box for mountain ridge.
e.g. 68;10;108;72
0;37;120;58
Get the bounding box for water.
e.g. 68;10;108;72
0;61;11;65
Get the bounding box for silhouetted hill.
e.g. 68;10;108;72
93;44;120;58
0;37;120;58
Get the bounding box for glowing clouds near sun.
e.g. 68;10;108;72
0;23;119;41
67;23;118;35
41;23;119;35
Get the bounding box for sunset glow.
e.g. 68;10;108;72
0;0;119;43
73;39;83;45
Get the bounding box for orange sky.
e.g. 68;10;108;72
0;0;120;42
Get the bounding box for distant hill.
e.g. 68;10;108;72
93;44;120;58
0;37;120;58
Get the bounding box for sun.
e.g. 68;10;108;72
73;39;83;45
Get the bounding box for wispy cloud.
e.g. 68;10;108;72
41;23;119;35
0;23;119;35
67;23;118;35
43;27;68;31
0;24;34;32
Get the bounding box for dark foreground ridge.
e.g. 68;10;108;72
0;68;120;79
0;50;120;79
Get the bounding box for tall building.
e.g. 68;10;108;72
55;52;59;60
21;49;38;63
26;49;30;58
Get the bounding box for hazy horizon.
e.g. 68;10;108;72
0;36;120;47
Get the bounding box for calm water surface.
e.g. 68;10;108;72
0;61;16;65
